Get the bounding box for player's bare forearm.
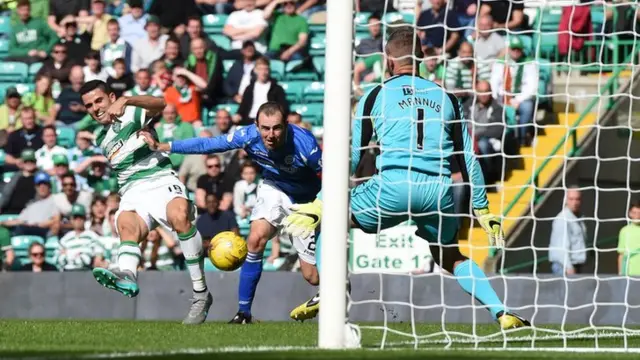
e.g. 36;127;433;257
123;95;166;117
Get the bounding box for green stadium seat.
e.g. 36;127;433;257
270;60;285;80
57;127;76;148
591;6;605;33
302;81;324;103
11;235;45;256
284;60;317;81
354;12;372;33
3;171;15;183
29;62;43;80
309;34;326;57
0;38;8;59
290;103;323;126
312;56;324;74
0;61;28;82
15;83;34;95
504;105;516;127
209;34;231;51
281;81;308;103
533;7;562;31
216;103;239;115
384;12;414;25
309;23;326;35
537;58;552;105
223;59;234;75
202;14;228;34
0;16;10;36
0;214;19;223
532;32;557;58
0;149;5;166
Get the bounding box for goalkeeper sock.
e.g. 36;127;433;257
453;259;506;320
238;251;263;316
117;241;141;278
178;225;207;293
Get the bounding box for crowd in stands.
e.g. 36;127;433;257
0;0;638;274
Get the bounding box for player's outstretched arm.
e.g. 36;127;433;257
140;126;249;154
122;95;166;118
451;96;505;248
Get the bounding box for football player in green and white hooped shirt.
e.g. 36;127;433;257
57;204;106;271
80;79;212;325
123;69;163;98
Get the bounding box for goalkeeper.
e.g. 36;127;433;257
283;28;530;329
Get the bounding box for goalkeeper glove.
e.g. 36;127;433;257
474;208;505;248
282;198;323;238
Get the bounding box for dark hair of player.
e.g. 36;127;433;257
256;101;286;124
80;80;113;97
385;27;423;68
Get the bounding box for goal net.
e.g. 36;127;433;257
338;0;640;351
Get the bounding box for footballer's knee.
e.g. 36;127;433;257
117;211;147;242
300;261;319;285
167;198;192;234
246;233;268;253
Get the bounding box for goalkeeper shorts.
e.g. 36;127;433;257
350;169;459;245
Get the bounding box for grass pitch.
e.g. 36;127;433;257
2;320;640;359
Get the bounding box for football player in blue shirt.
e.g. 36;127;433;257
140;102;322;323
282;28;530;329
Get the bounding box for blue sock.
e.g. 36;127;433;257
238;251;263;316
453;259;506;320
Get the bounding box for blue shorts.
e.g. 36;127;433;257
350;170;459;245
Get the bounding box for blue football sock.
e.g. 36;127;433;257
238;251;263;316
453;259;506;320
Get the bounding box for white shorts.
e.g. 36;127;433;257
250;182;316;265
115;175;190;234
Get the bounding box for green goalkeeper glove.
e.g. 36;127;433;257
282;198;323;238
473;208;505;248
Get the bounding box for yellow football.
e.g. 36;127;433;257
208;231;248;271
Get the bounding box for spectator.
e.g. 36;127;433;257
417;0;461;55
164;67;207;126
52;173;94;232
185;37;224;107
51;154;90;193
479;0;526;32
48;0;90;37
97;208;118;266
549;187;587;275
22;73;56;126
0;226;14;270
156;103;196;169
148;0;197;34
264;0;309;62
131;15;168;73
37;42;74;87
7;0;58;65
69;131;102;172
150;60;172;91
141;228;180;270
355;0;395;13
0;149;38;214
210;109;236;137
4;107;44;168
223;0;268;54
87;196;107;235
1;172;59;238
179;15;218;58
76;0;113;51
101;19;134;77
224;40;257;101
83;50;109;82
618;201;640;276
161;36;184;71
0;87;23;133
9;0;49;23
296;0;326;18
59;20;92;64
355;12;383;56
19;242;59;272
57;204;105;270
453;0;477;28
179;129;211;192
444;42;491;100
195;0;234;15
196;154;233;213
233;161;259;219
106;58;135;98
124;69;164;97
472;14;505;61
353;53;383;97
287;111;302;126
118;0;148;46
86;160;116;196
234;56;288;125
56;65;87;126
35;125;69;175
490;36;537;146
196;192;239;241
419;47;444;84
463;80;504;184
